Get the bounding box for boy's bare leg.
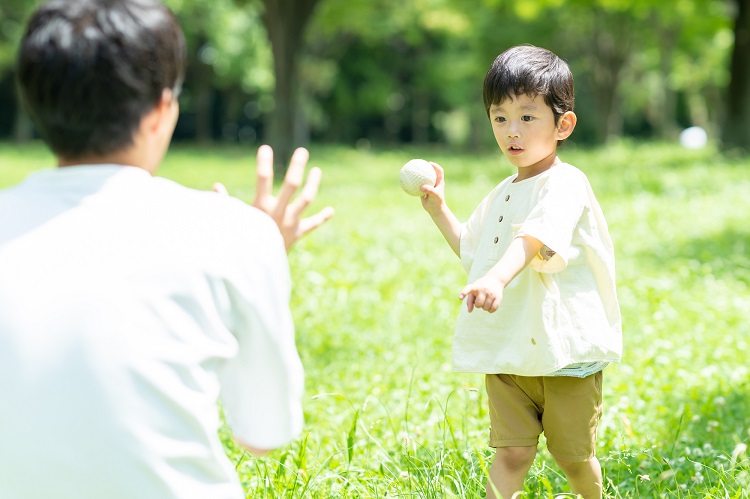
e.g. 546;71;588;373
555;456;603;499
487;446;536;499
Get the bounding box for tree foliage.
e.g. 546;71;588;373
0;0;39;140
165;0;272;142
0;0;745;155
303;0;734;147
722;0;750;152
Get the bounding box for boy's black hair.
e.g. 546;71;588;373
483;45;574;124
16;0;186;159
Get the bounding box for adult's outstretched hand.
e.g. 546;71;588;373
213;145;335;252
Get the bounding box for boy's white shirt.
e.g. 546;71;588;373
0;165;303;499
455;163;622;376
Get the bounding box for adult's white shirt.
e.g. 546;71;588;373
0;165;304;499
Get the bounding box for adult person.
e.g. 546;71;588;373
0;0;333;497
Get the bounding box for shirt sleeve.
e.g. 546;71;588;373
460;187;498;273
515;168;587;274
216;207;304;450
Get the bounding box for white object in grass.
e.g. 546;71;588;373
679;126;708;149
399;159;436;196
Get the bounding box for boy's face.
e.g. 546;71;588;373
489;93;572;180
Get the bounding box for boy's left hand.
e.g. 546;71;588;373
459;275;505;313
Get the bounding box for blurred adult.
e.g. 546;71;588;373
0;0;333;497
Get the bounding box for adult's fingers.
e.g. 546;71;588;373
274;148;308;218
212;182;228;195
298;206;335;237
254;145;274;207
288;166;322;219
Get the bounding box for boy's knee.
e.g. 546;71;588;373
554;456;599;479
494;446;536;472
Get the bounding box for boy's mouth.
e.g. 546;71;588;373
508;145;524;155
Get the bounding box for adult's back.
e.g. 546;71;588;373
0;165;302;498
1;0;333;496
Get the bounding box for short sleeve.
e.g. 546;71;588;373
216;207;304;450
460;187;498;273
516;167;586;273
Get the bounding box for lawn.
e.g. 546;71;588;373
1;140;748;498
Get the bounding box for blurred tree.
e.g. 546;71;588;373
670;3;732;133
309;0;486;146
166;0;272;144
616;0;723;140
261;0;320;171
492;0;731;144
722;0;750;152
230;0;321;171
0;0;38;141
0;0;740;152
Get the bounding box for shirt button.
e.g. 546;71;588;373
505;195;510;201
494;237;499;243
498;216;504;222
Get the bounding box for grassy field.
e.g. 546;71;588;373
1;140;748;497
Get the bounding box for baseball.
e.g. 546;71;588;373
399;159;437;196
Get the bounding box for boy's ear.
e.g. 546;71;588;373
556;111;577;140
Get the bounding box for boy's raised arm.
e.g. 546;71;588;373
420;162;461;257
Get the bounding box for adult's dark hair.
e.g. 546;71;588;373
16;0;186;159
483;45;574;124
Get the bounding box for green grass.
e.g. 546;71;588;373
1;140;748;498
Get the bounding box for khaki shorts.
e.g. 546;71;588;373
485;371;603;462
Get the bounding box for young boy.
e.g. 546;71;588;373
420;45;622;498
0;1;332;498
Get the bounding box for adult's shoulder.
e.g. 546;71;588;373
150;176;265;217
148;175;283;246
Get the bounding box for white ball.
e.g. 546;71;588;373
679;126;708;149
399;159;436;196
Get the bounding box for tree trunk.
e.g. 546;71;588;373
193;36;215;144
721;0;750;153
260;0;319;174
655;22;679;139
590;9;631;144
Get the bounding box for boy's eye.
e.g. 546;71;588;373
494;116;506;123
521;115;533;122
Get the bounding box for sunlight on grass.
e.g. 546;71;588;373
1;140;748;497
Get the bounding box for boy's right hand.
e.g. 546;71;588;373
418;161;462;257
419;162;446;216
